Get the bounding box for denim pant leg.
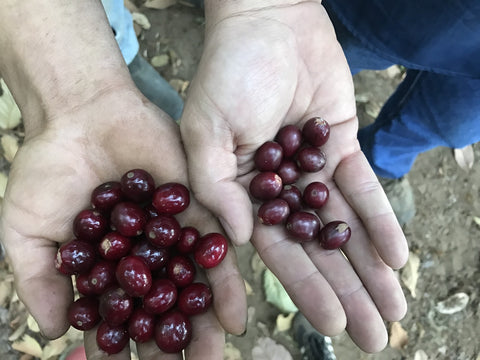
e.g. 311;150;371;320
358;71;480;178
101;0;139;65
325;2;480;179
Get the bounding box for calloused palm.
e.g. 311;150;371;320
0;90;246;359
181;2;408;352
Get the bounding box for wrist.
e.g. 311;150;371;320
0;0;134;137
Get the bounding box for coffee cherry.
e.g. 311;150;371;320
155;310;192;353
257;198;290;225
178;283;213;316
99;286;133;326
249;172;283;201
91;181;124;213
120;169;155;203
176;227;200;254
88;260;117;295
73;209;108;243
75;273;95;296
194;233;228;269
286;211;321;241
302;117;330;147
130;239;170;271
296;147;326;172
128;308;155;343
116;256;152;297
110;202;147;237
166;255;196;288
303;181;329;209
276;159;301;185
275;125;302;157
55;240;96;276
96;321;129;355
98;232;132;260
143;278;177;314
318;221;351;250
144;215;181;248
254;141;283;171
278;185;303;213
152;182;190;215
67;297;100;331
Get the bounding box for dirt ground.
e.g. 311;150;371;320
0;3;479;360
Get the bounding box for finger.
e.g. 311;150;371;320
316;179;408;323
136;340;181;360
333;149;409;269
184;310;225;360
180;107;254;246
3;230;72;339
252;221;347;336
84;325;131;360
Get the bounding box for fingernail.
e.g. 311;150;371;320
236;328;247;337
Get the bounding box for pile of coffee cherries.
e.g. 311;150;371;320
55;169;227;355
249;117;351;249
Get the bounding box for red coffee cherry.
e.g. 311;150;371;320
194;233;228;269
155;310;192;353
73;209;108;243
152;182;190;215
144;215;181;248
143;278;177;314
120;168;155;203
130;238;170;271
110;202;147;237
254;141;284;171
96;321;129;355
128;308;155;343
249;172;283;201
177;282;213;316
276;159;301;185
55;240;96;276
91;181;124;213
67;297;100;331
257;198;290;225
318;221;351;250
286;211;321;241
275;125;302;158
115;256;152;297
176;226;200;254
296;147;326;172
88;260;117;295
98;286;134;326
302;117;330;147
167;255;196;288
98;232;132;260
278;185;303;213
303;181;329;209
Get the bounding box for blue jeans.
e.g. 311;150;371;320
324;3;480;179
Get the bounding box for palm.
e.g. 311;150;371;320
1;95;246;359
182;2;408;352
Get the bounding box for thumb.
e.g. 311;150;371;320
180;108;253;246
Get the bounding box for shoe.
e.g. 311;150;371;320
127;54;184;121
378;176;416;226
292;313;337;360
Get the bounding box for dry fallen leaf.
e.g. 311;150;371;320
453;145;474;171
389;321;408;350
224;342;242;360
12;334;43;358
144;0;177;9
414;349;429;360
41;337;68;360
0;78;22;130
473;216;480;227
27;315;40;333
0;172;8;199
275;312;295;332
435;292;469;315
244;279;254;296
151;54;169;67
251;337;292;360
1;133;19;162
0;280;12;307
401;252;420;298
132;12;151;30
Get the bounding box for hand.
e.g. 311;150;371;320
0;89;247;359
180;1;408;352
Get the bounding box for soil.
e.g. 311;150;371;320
0;3;478;360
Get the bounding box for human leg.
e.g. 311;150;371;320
101;0;184;120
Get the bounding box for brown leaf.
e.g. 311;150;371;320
150;54;169;68
454;145;474;171
41;337;68;360
11;334;43;358
144;0;177;10
27;315;40;333
1;134;19;162
131;12;151;30
401;252;420;298
251;337;293;360
275;312;295;332
0;79;22;130
389;321;408;349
